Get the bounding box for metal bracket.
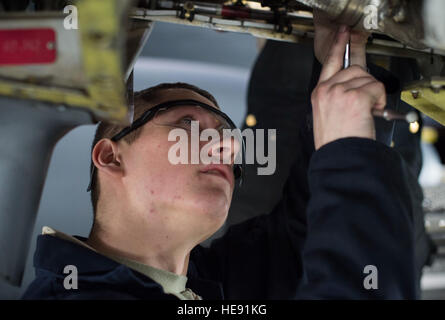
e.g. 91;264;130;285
0;0;135;124
402;78;445;125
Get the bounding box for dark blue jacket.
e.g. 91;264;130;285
23;138;417;300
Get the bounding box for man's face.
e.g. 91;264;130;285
117;88;237;243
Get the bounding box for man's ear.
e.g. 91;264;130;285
92;139;123;180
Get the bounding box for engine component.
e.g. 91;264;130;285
295;0;426;49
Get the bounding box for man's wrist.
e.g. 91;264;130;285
310;137;399;173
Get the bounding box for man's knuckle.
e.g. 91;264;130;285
376;82;385;92
331;84;344;96
347;90;360;102
311;88;319;100
315;83;329;97
311;90;321;106
350;65;365;76
319;81;329;91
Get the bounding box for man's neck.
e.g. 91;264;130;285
86;222;191;276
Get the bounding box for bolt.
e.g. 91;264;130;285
411;90;419;99
392;7;406;23
390;0;407;23
184;1;194;11
88;32;112;48
432;84;442;94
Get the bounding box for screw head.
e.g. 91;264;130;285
432;84;442;94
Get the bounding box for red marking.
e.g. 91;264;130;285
150;190;154;195
0;28;57;65
221;5;250;19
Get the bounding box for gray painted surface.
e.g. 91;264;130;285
0;97;93;288
142;22;258;68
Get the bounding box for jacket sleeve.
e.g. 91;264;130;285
296;137;417;299
191;137;417;299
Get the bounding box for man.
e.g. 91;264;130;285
23;25;417;299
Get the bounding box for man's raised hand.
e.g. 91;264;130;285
311;27;386;150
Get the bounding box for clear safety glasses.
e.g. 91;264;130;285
87;99;245;192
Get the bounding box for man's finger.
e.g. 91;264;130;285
325;65;370;85
348;81;387;110
318;26;350;83
335;76;378;91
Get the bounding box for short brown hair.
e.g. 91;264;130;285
89;82;219;215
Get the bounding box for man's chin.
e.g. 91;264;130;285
195;202;229;222
192;198;229;227
198;184;232;204
196;215;228;244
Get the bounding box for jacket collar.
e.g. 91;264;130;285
34;234;120;275
33;233;224;299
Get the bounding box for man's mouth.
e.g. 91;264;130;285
200;164;234;186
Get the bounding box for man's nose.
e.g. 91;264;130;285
205;135;241;165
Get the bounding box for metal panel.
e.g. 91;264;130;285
0;97;92;286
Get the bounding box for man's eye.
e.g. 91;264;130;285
180;117;194;126
176;116;199;130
